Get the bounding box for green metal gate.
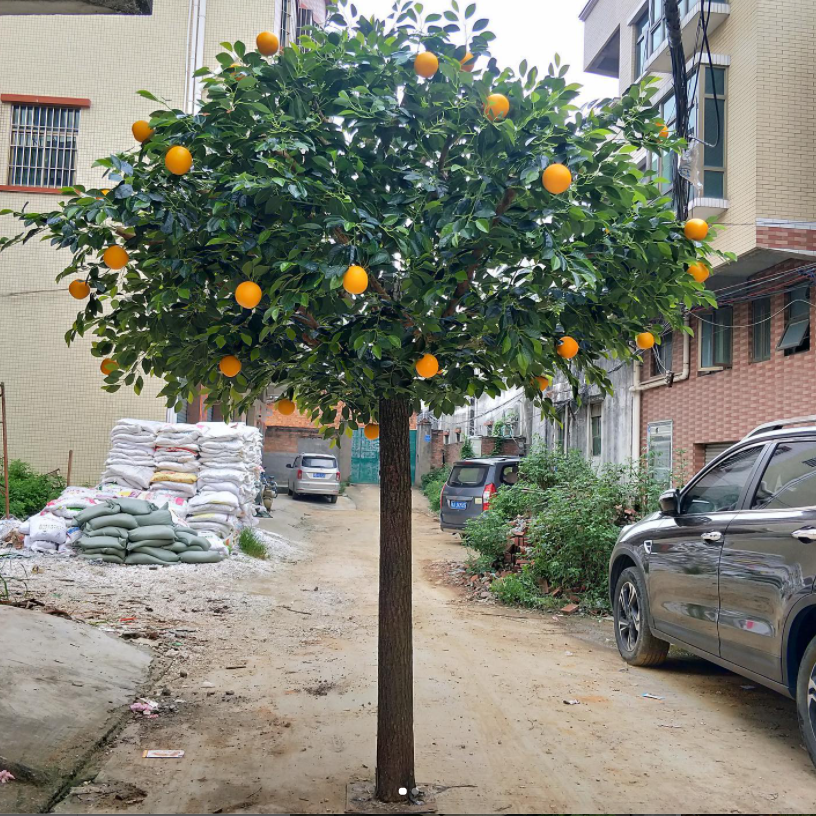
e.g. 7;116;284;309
350;429;416;484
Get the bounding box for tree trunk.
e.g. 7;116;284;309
375;397;415;802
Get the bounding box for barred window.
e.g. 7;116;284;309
297;7;314;40
8;104;80;189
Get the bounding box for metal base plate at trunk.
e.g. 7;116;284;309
345;782;438;814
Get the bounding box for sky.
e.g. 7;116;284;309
345;0;619;106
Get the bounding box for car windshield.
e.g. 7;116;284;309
448;465;489;488
302;456;337;469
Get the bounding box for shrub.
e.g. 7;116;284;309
421;465;450;514
490;568;553;609
459;438;476;459
519;443;593;491
488;483;547;520
462;509;510;567
0;460;65;519
238;528;267;559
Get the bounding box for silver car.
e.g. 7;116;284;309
286;453;340;503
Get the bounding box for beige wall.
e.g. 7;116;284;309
0;0;281;484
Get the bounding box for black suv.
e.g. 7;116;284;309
610;417;816;766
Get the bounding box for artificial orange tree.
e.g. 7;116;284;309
0;0;726;801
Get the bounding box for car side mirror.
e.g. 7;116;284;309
286;463;293;469
659;489;680;516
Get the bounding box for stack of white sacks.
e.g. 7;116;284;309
149;424;201;504
101;419;164;490
187;423;262;538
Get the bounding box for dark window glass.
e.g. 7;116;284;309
700;307;733;368
779;285;810;354
302;456;337;469
500;464;519;486
704;98;725;167
705;66;726;96
752;297;771;361
752;442;816;510
448;465;488;488
591;416;602;457
704;170;724;198
680;446;763;514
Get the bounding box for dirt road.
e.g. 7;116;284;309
58;485;816;814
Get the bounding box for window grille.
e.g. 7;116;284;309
8;104;80;189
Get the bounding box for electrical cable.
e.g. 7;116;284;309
693;299;812;329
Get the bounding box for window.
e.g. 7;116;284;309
699;307;733;369
752;297;771;362
7;104;81;189
175;400;189;424
752;442;816;510
500;464;519;486
701;68;726;198
680;445;763;515
653;76;697;194
633;0;691;79
297;7;314;40
280;0;292;46
556;411;565;450
302;455;337;469
779;285;810;355
591;404;602;458
634;10;649;78
647;420;673;487
448;465;488;488
651;331;674;377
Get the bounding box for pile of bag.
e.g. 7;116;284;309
150;425;201;502
101;419;164;490
74;498;224;565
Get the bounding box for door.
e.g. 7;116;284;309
719;438;816;681
351;430;380;484
648;444;765;655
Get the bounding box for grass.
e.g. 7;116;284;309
238;528;268;560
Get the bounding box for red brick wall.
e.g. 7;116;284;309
265;402;418;430
758;225;816;254
641;261;816;478
264;425;322;454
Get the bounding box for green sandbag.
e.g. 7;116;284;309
129;525;176;543
85;513;138;531
174;530;211;550
82;546;128;557
167;541;188;553
128;539;175;552
125;553;173;566
135;509;173;527
116;498;154;516
75;502;119;526
83;527;130;540
80;553;125;564
125;545;179;563
78;535;127;550
175;526;199;537
179;549;224;564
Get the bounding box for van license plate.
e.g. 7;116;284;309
313;473;326;478
451;501;468;510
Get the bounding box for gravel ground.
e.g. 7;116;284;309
0;526;308;670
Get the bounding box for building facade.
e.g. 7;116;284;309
582;0;816;482
0;0;327;483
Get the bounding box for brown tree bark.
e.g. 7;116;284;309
375;397;415;802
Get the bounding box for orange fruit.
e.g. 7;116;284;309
235;281;262;309
484;93;510;121
542;163;572;195
165;145;193;176
684;218;709;242
557;336;579;359
276;398;296;416
636;332;655;350
460;52;476;72
100;358;118;376
534;375;550;391
415;353;439;379
131;120;154;143
658;123;670;138
256;31;280;56
414;51;439;79
68;279;90;299
102;245;129;270
219;355;241;378
342;265;368;295
688;262;710;283
364;423;380;441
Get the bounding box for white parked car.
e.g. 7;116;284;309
286;454;340;503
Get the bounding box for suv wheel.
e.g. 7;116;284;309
613;567;669;667
795;636;816;768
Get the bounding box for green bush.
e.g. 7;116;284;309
488;483;547;520
459;438;476;459
490;568;553;609
462;509;510;566
238;528;267;559
421;465;450;514
0;460;65;519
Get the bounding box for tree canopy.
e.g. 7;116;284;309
0;0;725;435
